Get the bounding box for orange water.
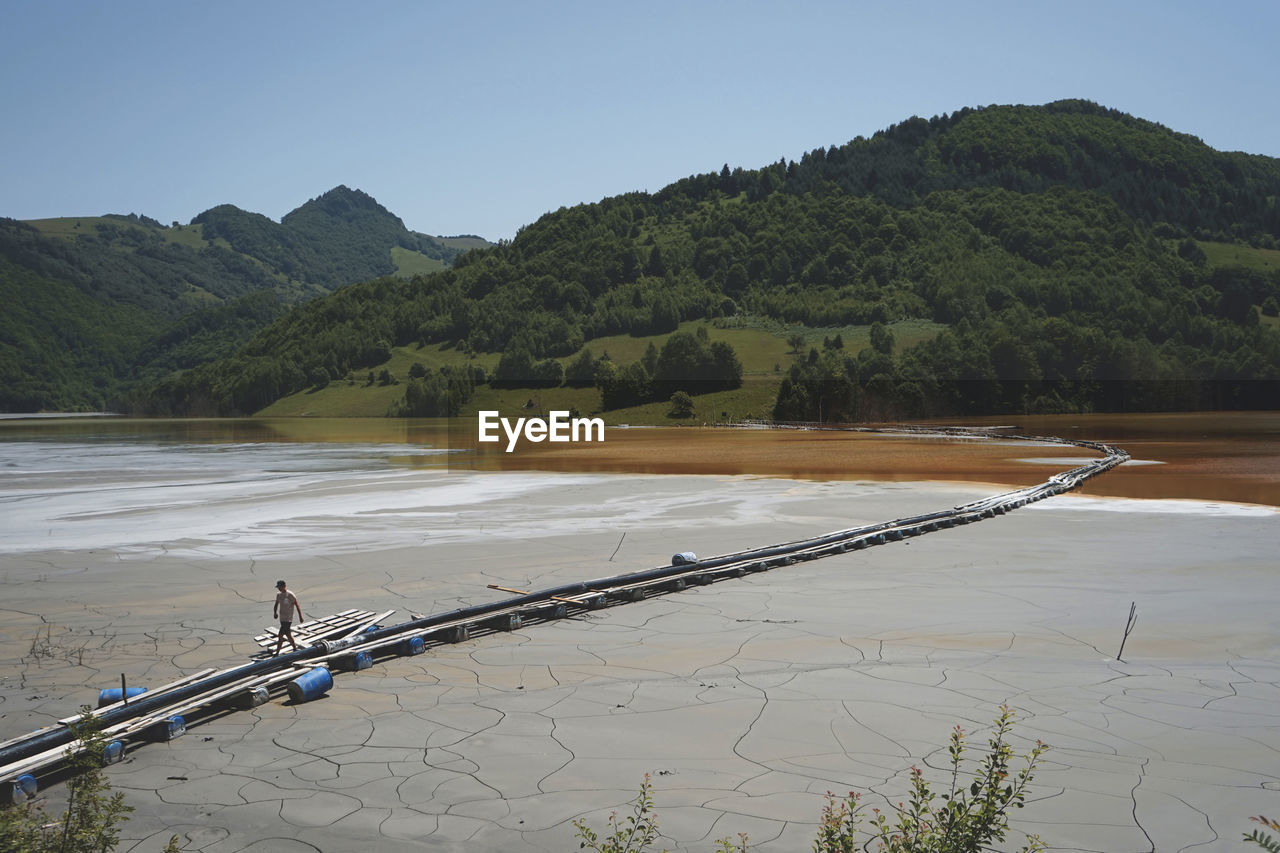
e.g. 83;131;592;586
4;412;1276;506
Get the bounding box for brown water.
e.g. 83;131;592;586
2;411;1276;507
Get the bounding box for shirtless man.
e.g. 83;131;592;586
272;579;305;655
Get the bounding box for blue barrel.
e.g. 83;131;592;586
10;773;38;802
97;686;146;707
152;716;186;741
350;651;373;671
286;667;333;703
671;551;698;565
102;740;125;764
236;686;269;710
400;636;425;656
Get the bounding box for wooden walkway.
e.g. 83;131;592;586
252;609;394;650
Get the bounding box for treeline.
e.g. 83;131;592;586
137;100;1280;416
388;363;483;417
668;99;1280;247
593;329;743;409
776;310;1278;423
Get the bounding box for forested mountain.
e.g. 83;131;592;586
142;100;1279;420
192;186;469;290
0;187;486;410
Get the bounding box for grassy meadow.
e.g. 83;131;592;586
1197;240;1280;272
256;319;942;423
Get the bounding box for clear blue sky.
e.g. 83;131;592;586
3;0;1277;241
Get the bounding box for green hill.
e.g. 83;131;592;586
142;100;1280;420
0;188;490;411
7;100;1278;417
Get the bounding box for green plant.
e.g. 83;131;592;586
573;709;1045;853
573;773;664;853
0;706;135;853
815;706;1047;853
1245;816;1280;851
668;391;694;418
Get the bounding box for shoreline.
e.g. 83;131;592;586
2;470;1277;852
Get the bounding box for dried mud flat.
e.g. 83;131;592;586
2;473;1277;852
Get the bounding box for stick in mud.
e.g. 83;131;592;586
1116;601;1138;662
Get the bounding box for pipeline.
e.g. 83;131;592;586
0;424;1127;783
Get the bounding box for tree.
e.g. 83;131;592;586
0;708;136;853
870;321;895;355
565;349;597;386
668;391;694;418
788;333;806;354
531;358;565;388
492;344;534;387
641;342;660;376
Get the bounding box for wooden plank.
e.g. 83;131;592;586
253;609;366;644
254;609;376;648
337;610;395;640
252;608;365;643
487;583;592;605
288;611;378;645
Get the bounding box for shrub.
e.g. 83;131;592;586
0;707;136;853
574;708;1047;853
573;773;663;853
1245;816;1280;851
816;706;1047;853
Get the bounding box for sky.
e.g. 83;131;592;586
3;0;1278;242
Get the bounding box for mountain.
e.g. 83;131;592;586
0;187;489;411
141;100;1279;420
193;186;469;290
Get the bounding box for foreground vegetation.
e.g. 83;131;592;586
574;708;1049;853
0;709;178;853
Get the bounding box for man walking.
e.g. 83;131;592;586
273;579;305;656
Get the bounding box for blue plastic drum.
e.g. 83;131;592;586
97;686;147;707
11;773;38;802
286;667;333;703
102;741;126;765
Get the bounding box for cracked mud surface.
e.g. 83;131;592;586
2;474;1277;852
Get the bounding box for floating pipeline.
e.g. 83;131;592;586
0;425;1127;778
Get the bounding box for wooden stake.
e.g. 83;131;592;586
1116;602;1137;662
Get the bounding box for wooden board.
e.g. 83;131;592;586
254;609;379;649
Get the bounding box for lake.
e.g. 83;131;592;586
2;411;1275;505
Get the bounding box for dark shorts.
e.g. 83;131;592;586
279;621;292;631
